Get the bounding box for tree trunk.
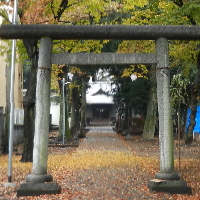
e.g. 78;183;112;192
19;0;68;161
70;86;80;137
79;76;87;138
70;86;75;136
180;103;188;139
142;64;157;140
124;105;129;130
20;103;35;162
186;90;197;144
58;66;72;141
185;53;200;144
20;39;38;162
65;89;71;141
64;75;72;141
58;88;64;139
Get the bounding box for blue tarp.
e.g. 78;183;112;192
186;106;200;133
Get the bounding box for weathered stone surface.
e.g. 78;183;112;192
31;37;52;175
156;38;174;173
26;174;53;183
1;24;200;40
51;53;157;65
155;172;181;180
17;182;61;197
148;179;192;194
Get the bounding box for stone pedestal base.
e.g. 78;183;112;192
26;174;53;183
17;182;61;197
155;172;180;180
148;179;192;194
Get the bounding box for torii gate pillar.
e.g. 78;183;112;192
148;38;191;194
17;37;60;196
156;38;176;177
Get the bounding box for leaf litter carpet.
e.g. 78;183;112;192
1;126;200;199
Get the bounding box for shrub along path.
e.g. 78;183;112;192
0;126;199;199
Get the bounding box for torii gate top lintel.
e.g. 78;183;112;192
1;24;200;40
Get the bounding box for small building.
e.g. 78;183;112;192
86;81;118;125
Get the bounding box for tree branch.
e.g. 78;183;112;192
50;0;56;20
55;0;69;21
173;0;183;7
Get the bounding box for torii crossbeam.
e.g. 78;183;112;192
0;24;200;40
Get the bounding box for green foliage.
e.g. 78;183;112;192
170;73;190;107
114;77;150;115
129;78;150;115
0;40;11;63
22;59;31;89
122;65;148;78
50;95;61;105
169;41;200;71
181;0;200;24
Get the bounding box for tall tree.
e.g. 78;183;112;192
186;54;200;143
152;0;200;144
79;74;89;138
20;39;38;161
57;65;72;141
18;0;69;161
142;64;157;139
70;74;81;137
170;72;190;138
174;0;200;144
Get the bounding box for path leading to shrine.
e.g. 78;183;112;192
47;126;175;199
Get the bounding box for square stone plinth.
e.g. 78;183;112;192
148;179;192;194
17;182;61;197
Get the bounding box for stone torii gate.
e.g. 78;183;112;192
1;24;199;196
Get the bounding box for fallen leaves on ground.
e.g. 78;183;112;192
0;130;200;199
